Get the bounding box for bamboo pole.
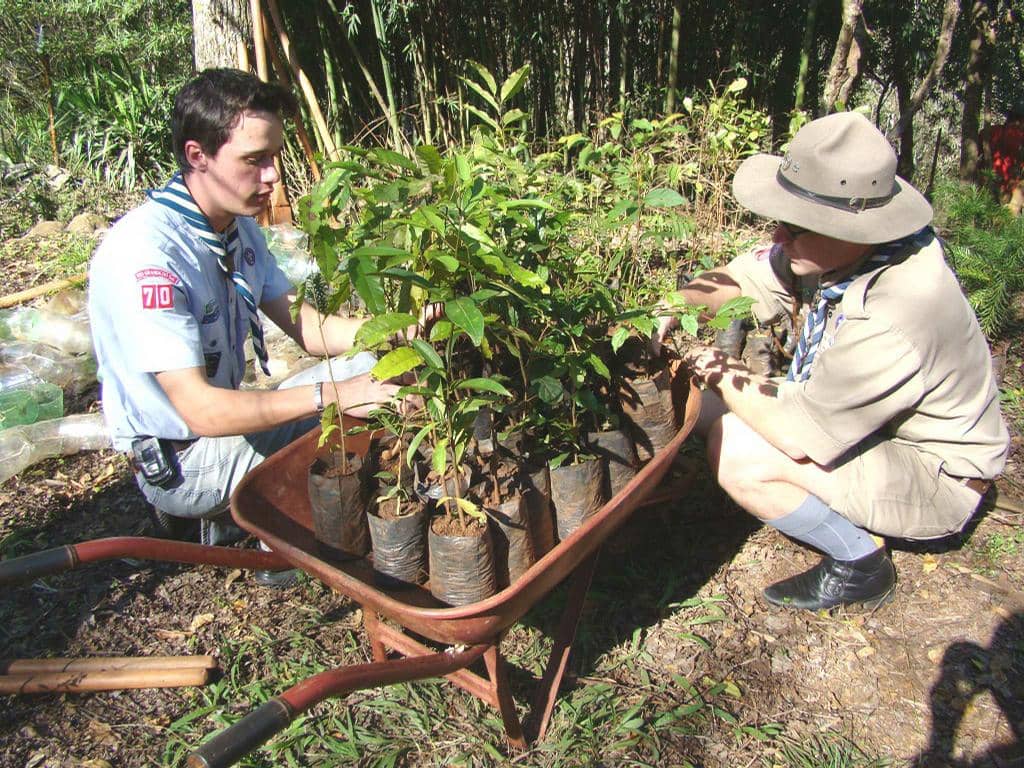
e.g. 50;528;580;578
249;0;268;82
0;667;212;694
262;0;339;160
0;655;216;674
263;16;321;182
0;273;86;309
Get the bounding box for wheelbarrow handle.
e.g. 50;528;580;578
0;546;75;585
187;699;293;768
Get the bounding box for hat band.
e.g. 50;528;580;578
776;169;896;214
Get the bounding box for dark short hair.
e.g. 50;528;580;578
171;68;298;173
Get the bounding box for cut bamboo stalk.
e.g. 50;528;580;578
0;666;212;694
250;0;268;82
0;273;87;309
263;16;321;181
262;0;339;160
0;655;216;674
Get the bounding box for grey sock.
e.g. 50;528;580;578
766;494;880;561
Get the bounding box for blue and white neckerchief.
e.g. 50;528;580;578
148;172;270;376
786;226;935;382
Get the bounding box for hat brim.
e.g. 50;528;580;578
733;154;933;244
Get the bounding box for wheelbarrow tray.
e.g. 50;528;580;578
231;377;702;647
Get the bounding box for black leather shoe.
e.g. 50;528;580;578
253;569;301;589
763;548;896;611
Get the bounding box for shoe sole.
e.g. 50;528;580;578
764;583;897;612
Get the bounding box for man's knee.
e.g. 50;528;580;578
708;414;772;496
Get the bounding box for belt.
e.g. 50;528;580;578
166;438;198;453
945;473;990;496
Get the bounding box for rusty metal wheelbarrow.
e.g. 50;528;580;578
0;378;701;768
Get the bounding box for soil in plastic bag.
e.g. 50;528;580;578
620;370;676;463
368;497;427;589
428;516;496;606
549;455;607;541
474;471;536;589
588;428;638;498
308;452;371;561
523;464;556;557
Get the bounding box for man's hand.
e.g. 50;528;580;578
681;344;747;386
650;313;678;357
323;372;401;419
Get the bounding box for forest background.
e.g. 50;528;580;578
2;0;1023;230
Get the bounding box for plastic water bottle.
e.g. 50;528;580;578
7;307;93;355
0;413;111;484
0;381;63;429
1;341;97;390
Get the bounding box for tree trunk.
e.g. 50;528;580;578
895;0;961;135
821;0;863;114
794;0;820;112
665;0;683;113
192;0;252;71
960;0;997;182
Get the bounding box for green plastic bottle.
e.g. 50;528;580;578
0;382;64;430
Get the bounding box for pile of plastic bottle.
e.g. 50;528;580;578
0;291;110;483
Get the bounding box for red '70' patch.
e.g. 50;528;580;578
141;284;174;309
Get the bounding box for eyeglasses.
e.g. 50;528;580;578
778;221;812;241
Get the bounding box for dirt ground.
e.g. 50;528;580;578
1;240;1022;768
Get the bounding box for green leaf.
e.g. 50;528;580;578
371;347;423;380
445;297;485;346
507;262;547;290
462;76;500;112
379;267;433;290
351;245;408;258
369;147;419;172
430;254;461;272
459;222;497;250
410;338;444;370
463;103;498;131
406;424;432;465
679;313;699;336
456;378;512;397
429;319;454;342
347;255;386;314
467;60;498;95
610;326;630;353
410;205;446;233
535;376;564;404
415;145;443;174
353;312;417;348
499;64;530;103
644;188;686;208
726;77;748;94
587;353;610;380
501;108;528;126
432;438;448;476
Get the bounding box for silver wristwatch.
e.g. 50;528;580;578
313;381;325;413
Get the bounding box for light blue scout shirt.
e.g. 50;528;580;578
88;200;292;451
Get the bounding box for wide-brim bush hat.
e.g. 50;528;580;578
733;111;933;244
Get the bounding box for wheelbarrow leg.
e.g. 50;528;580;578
526;549;600;742
484;646;526;749
363;610;389;663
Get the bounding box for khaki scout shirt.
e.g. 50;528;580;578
726;236;1009;479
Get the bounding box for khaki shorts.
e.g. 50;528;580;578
829;437;986;539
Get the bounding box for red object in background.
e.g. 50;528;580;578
990;121;1024;195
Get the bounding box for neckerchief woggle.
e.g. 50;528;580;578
148;172;270;376
787;226;935;382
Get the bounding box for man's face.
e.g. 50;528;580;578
772;222;869;277
185;110;283;230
